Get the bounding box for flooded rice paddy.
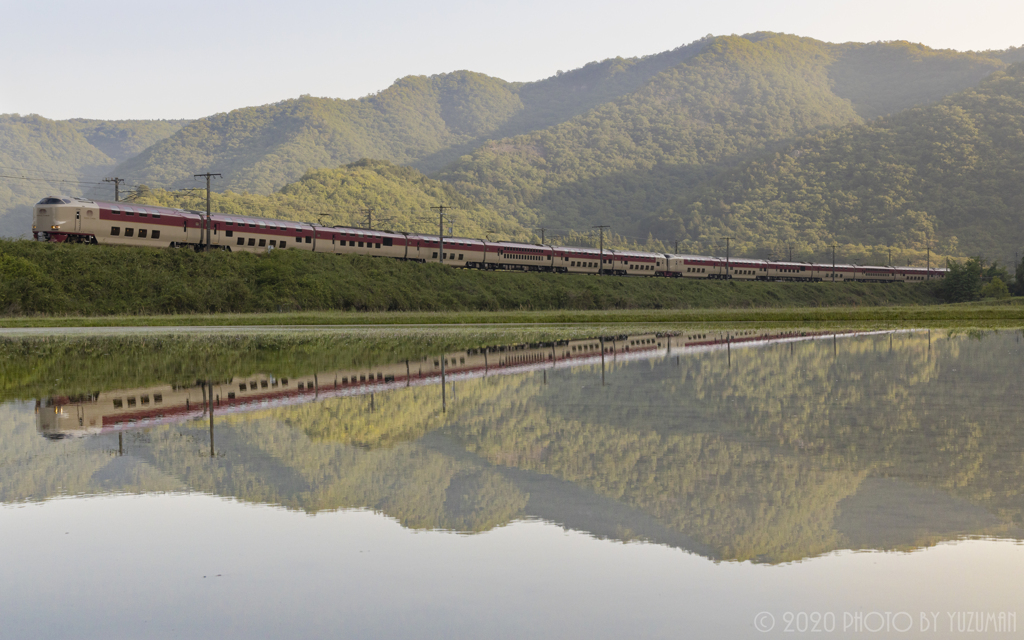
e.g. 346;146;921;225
2;326;1023;639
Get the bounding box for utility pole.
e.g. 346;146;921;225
360;207;375;230
721;236;733;279
888;247;892;266
927;244;931;279
593;225;610;275
535;227;548;244
194;173;221;251
674;239;679;254
788;243;793;262
830;242;839;282
431;204;453;263
103;177;124;202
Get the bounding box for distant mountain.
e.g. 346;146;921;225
648;63;1024;263
0;115;113;238
5;33;1023;259
438;34;1015;239
67;119;189;164
113;45;714;195
0;116;186;238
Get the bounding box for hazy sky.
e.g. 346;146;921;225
4;0;1022;121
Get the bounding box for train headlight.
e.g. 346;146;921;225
51;225;60;230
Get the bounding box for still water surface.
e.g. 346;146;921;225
2;328;1023;638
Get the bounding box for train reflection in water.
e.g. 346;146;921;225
36;329;878;440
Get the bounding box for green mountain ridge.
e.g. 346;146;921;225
650;63;1024;263
0;116;187;238
3;33;1022;263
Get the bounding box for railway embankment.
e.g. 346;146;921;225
1;239;945;316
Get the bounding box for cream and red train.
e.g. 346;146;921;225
32;196;946;282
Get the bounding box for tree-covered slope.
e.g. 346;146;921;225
67;119;189;164
438;34;867;232
0;114;114;238
114;50;722;195
436;35;1017;237
647;63;1024;264
0;116;187;239
133;159;528;240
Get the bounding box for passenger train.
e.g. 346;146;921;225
32;196;945;282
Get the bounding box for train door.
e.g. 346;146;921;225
75;209;82;232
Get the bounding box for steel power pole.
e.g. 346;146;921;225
103;177;124;202
431;205;453;263
593;225;610;275
535;227;548;244
721;236;733;279
830;242;839;282
674;240;679;254
194;173;221;251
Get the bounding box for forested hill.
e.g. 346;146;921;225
0;116;186;238
112;34;1017;202
648;63;1024;265
113;42;713;195
133;159;529;241
437;35;1013;237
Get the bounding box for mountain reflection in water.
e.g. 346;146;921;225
7;328;1024;564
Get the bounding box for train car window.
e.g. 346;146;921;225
126;210;134;216
110;227;120;236
375;243;381;249
258;239;266;247
124;228;134;237
237;237;244;246
305;236;311;244
458;253;464;260
226;230;233;237
269;240;276;247
259;223;266;229
138;229;148;239
384;238;393;246
226;221;233;226
113;399;123;408
139;210;148;217
280;241;286;248
153;212;160;219
248;222;256;227
248;238;256;246
347;241;353;246
127;397;136;407
154;394;162;403
358;241;364;247
432;252;438;259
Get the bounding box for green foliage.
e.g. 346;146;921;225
980;277;1010;299
0;114;113;238
135;159;526;239
0;115;184;238
828;41;1006;119
67;119;189;164
0;253;58;313
0;239;943;317
653;64;1024;263
940;257;983;302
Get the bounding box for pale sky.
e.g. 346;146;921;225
3;0;1022;121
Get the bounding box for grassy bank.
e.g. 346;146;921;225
1;303;1023;328
1;239;944;316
